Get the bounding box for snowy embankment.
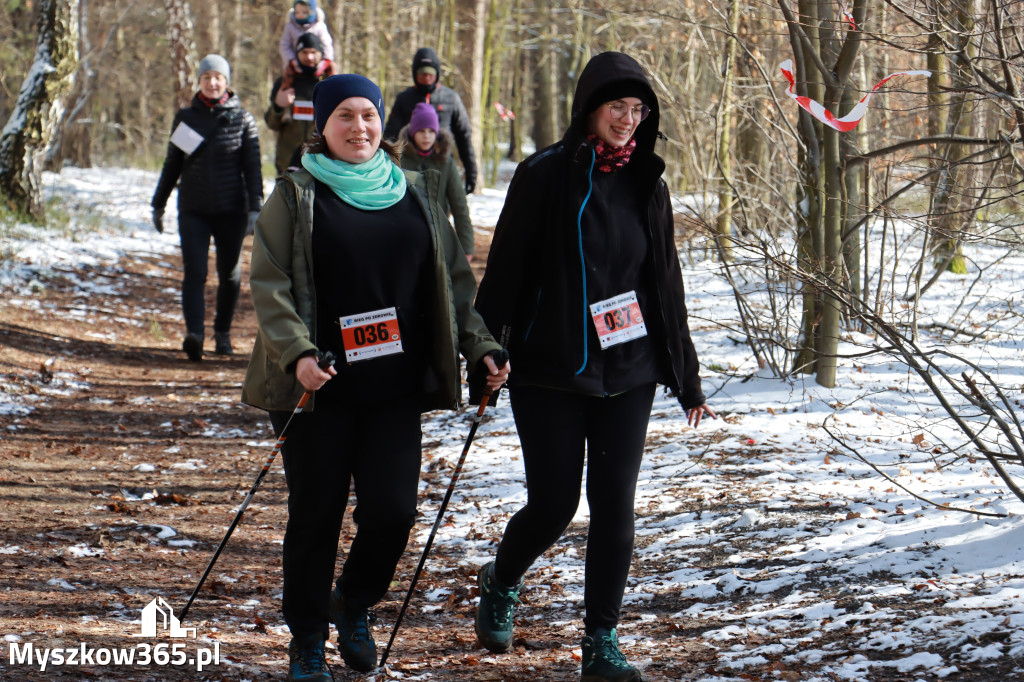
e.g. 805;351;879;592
3;166;1024;680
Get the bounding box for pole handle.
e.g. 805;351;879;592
317;350;336;371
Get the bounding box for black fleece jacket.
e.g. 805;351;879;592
474;51;706;408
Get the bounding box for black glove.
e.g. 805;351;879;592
465;178;476;195
152;208;164;234
467;349;509;406
246;210;259;236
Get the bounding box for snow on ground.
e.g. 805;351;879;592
4;166;1024;679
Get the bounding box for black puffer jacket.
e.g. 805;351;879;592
383;47;477;190
152;92;263;215
474;51;706;409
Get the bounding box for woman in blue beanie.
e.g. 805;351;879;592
241;74;509;680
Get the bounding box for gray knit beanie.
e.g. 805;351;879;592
198;54;231;84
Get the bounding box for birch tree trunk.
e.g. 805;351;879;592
0;0;79;219
469;0;486;193
164;0;196;111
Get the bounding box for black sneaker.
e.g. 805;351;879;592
287;633;333;681
182;333;203;362
329;587;377;672
581;628;647;682
213;331;232;355
474;561;522;653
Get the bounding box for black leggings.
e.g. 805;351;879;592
177;211;246;337
271;396;423;639
493;383;656;633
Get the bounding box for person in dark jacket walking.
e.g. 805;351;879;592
399;102;474;261
241;74;509;681
266;34;331;174
151;54;263;361
471;51;716;682
383;47;478;195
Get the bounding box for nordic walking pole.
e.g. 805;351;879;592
179;351;336;623
379;350;509;668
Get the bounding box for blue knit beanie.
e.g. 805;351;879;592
312;74;385;135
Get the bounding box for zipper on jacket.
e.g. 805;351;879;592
574;148;596;376
523;287;543;341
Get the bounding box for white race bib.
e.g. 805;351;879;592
293;100;314;121
169;121;204;154
589;291;647;349
340;307;404;363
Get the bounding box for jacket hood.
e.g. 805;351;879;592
565;51;660;153
411;47;441;88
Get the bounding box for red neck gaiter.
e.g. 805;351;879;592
197;91;230;108
586;134;636;173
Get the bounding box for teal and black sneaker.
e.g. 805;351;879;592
581;627;647;682
286;632;332;681
474;561;523;653
329;586;377;673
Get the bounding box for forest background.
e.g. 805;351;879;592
5;0;1024;500
4;0;1024;393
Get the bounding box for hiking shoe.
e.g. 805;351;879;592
581;628;647;682
286;633;333;681
329;586;377;672
474;561;522;653
182;333;203;362
213;331;233;355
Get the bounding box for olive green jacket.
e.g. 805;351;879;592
241;167;501;412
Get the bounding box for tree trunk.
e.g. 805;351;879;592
0;0;79;219
930;0;975;276
532;0;557;151
715;0;741;263
789;0;824;375
468;0;486;193
164;0;196;111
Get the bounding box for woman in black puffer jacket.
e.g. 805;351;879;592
152;54;263;361
472;51;716;682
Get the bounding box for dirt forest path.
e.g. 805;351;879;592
0;233;691;681
6;214;1022;681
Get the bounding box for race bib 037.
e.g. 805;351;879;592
589;291;647;349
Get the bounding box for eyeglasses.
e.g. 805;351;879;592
605;101;650;122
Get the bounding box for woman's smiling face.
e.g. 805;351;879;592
322;97;382;164
587;97;646;148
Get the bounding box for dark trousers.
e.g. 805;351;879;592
177;211;246;337
493;383;656;633
271;396;423;639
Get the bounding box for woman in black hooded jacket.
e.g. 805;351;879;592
472;51;716;682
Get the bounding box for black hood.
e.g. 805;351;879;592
411;47;441;94
566;51;660;154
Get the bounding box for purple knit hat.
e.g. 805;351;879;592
409;102;439;135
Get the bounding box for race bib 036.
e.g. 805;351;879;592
339;307;403;362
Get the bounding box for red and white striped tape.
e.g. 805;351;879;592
839;1;856;29
779;59;930;132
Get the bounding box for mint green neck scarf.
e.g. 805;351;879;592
301;149;407;210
